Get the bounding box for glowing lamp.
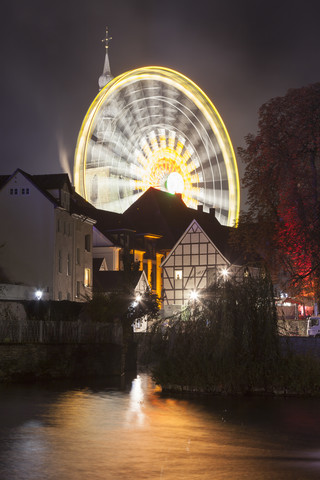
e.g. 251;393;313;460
132;294;142;308
35;290;43;300
189;290;198;301
221;268;229;279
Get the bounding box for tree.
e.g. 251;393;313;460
238;83;320;302
87;289;159;326
149;276;280;394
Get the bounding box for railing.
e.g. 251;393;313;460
0;319;123;345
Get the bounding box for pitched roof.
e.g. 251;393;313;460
122;187;225;248
0;169;97;222
32;173;72;192
122;187;252;265
0;169;62;206
0;175;10;188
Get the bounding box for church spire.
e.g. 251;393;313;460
98;27;113;90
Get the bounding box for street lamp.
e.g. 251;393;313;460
35;290;43;300
221;268;229;280
189;290;198;301
132;294;142;308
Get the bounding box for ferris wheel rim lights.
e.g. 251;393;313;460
74;66;240;227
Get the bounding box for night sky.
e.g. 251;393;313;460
2;0;320;208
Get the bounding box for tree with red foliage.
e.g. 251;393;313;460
238;83;320;302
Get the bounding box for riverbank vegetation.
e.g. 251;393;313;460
146;276;320;395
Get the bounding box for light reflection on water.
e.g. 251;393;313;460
0;373;320;479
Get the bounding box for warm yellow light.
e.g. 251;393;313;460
74;66;240;226
84;268;91;287
143;234;162;239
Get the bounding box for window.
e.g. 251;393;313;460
84;268;91;287
67;253;71;276
9;187;19;196
58;291;62;301
58;250;62;273
175;270;183;280
21;187;30;195
67;292;71;301
85;234;91;252
76;248;80;265
76;281;81;298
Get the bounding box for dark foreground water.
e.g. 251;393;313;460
0;373;320;479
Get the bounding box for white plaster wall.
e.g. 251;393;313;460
0;172;55;292
93;247;119;270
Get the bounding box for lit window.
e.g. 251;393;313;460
175;270;182;280
84;268;91;287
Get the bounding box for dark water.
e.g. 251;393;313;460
0;373;320;479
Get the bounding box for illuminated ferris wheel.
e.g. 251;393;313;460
74;66;240;226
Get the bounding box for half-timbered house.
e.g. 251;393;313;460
161;218;258;317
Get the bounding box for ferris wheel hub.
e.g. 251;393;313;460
166;172;184;195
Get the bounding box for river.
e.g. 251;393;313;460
0;372;320;479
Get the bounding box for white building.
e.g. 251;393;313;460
0;169;95;302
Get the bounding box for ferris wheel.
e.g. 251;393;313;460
74;66;240;226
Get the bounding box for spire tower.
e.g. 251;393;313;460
98;27;113;90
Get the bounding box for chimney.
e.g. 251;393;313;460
209;207;215;217
197;204;203;213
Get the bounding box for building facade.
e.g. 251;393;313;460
0;169;95;301
160;219;258;316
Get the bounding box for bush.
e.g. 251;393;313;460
150;276;282;394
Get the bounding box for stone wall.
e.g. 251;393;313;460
0;343;124;382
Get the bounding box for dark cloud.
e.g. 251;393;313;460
1;0;320;209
